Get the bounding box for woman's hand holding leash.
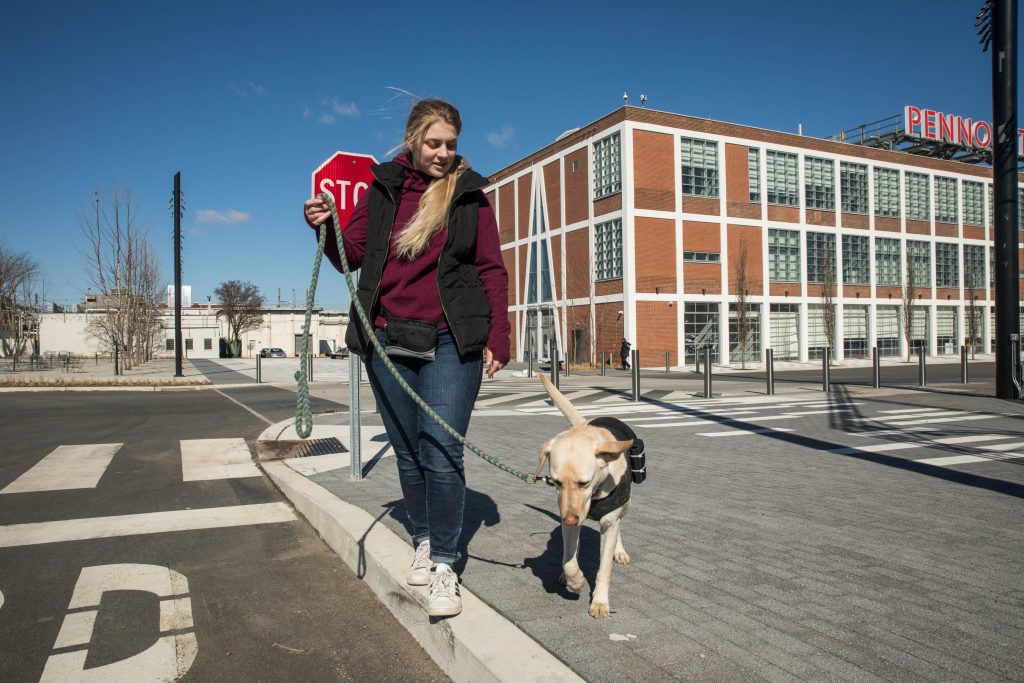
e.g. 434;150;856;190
304;197;332;226
483;347;503;378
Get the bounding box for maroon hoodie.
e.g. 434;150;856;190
309;153;510;364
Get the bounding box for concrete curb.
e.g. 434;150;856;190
261;460;583;683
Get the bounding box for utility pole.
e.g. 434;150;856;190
173;171;184;378
979;0;1021;399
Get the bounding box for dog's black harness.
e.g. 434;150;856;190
585;417;646;521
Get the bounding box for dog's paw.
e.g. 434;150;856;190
588;600;610;618
559;572;585;593
614;550;630;564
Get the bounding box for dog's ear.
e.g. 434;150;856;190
596;439;633;463
532;438;554;479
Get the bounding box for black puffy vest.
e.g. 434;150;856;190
344;158;492;359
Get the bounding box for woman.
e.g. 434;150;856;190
304;98;510;618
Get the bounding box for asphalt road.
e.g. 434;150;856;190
0;391;446;682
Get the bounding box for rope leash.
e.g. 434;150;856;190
294;192;540;484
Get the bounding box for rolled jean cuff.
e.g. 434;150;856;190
430;550;461;565
412;533;430;548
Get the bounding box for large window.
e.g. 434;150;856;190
769;303;800;360
767;228;800;282
804;157;834;210
684;303;720;364
807;304;834;359
766;151;798;206
907;240;931;287
747;148;761;202
936;306;958;355
593;133;621;199
934;176;958;223
935;242;960;288
806;232;836;283
963;244;986;291
875;237;901;286
874;167;900;217
906;171;930;220
680;137;719;198
844;305;869;359
594;219;622;280
842;234;870;284
963;181;984;226
729;302;760;364
840;162;868;213
877;305;901;357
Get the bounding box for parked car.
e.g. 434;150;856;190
260;347;286;358
329;347;349;359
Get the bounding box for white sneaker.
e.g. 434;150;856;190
427;563;462;617
406;540;431;586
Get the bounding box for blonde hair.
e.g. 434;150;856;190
393;98;468;260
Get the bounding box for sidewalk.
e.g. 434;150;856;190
0;357;211;388
257;376;1024;682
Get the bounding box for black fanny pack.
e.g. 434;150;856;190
383;310;444;361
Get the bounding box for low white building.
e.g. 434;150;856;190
38;306;349;359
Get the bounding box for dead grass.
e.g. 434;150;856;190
0;377;212;387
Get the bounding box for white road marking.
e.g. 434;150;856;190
853;427;937;437
517;389;604;407
697;428;796;437
475;391;540;407
180;438;261;481
214;388;273;425
886;413;997;426
830;434;1011;455
915;452;1024;466
0;502;296;548
1;444;122;494
43;564;197;682
877;408;947;414
643;415;802;428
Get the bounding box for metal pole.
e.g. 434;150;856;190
822;348;831;392
308;353;314;383
695;346;701;373
600;351;605;376
114;342;119;376
765;348;775;395
872;346;880;389
528;351;534;378
703;346;712;398
631;349;640;402
173;171;183;378
349;353;362;480
549;339;559;390
564;349;570;377
989;0;1021;399
918;346;926;386
960;345;968;384
256;354;261;383
665;351;670;373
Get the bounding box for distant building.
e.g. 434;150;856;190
485;105;1024;367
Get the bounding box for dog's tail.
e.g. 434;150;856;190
540;374;586;427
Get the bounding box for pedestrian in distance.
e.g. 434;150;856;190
304;98;510;618
620;338;631;370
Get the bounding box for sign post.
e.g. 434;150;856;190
311;151;377;480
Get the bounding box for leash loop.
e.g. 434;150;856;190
295;192;538;483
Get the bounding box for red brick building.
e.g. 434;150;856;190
485;106;1024;367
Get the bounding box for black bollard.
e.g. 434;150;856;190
872;346;880;389
703;346;712;398
918;346;926;386
631;349;640;402
960;345;968;384
822;348;831;392
766;348;775;395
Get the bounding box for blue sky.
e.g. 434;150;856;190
0;0;1016;311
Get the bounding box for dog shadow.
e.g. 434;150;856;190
384;486;501;576
521;504;601;599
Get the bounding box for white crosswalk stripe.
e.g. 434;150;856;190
181;438;262;481
1;444;123;494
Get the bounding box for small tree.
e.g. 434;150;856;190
215;280;265;357
79;188;164;370
965;253;981;360
901;257;918;362
0;242;41;357
733;238;752;369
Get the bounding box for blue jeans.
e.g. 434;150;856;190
366;329;482;564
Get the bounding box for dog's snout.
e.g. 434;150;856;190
562;514;579;526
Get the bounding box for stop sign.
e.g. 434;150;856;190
311;151;377;230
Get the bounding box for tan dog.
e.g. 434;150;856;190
534;374;634;618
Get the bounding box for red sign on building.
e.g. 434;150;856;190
311;151;377;230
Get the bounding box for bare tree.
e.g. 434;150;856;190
0;242;42;357
965;251;981;360
901;257;918;362
818;238;837;365
732;238;752;369
79;188;164;370
215;280;265;357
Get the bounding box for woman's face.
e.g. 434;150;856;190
413;120;458;178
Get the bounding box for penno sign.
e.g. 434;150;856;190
904;105;1024;155
311;151;378;231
